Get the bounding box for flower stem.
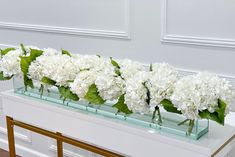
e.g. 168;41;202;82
178;119;190;126
39;84;44;98
188;120;195;135
152;106;162;124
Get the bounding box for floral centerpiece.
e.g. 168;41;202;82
0;44;234;139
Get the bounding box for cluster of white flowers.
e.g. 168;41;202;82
29;53;79;87
0;49;23;77
95;64;125;101
70;55;108;98
1;45;234;122
0;45;43;78
171;72;235;120
148;63;179;108
70;56;125;101
119;59;146;79
124;71;150;114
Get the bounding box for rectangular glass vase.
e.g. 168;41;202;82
13;77;209;140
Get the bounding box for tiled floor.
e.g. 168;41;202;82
0;148;20;157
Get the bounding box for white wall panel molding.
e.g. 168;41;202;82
0;21;130;39
161;0;235;48
0;0;131;39
0;138;50;157
48;139;94;157
49;144;90;157
0;126;32;143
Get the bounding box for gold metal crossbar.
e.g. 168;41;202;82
6;116;124;157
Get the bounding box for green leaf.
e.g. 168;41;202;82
142;82;151;105
199;99;226;125
84;84;105;105
20;43;27;55
0;72;13;80
110;57;122;77
0;48;15;57
41;77;56;86
113;94;132;114
160;99;182;114
62;49;72;57
58;86;79;101
20;49;43;90
149;63;153;71
110;57;120;69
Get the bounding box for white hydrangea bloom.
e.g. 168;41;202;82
171;72;235;120
124;71;150;114
95;62;125;101
70;56;107;98
0;49;23;77
43;48;59;56
70;70;98;98
119;59;146;80
75;55;106;71
28;54;79;87
28;48;59;81
148;63;179;107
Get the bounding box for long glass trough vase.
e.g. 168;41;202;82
13;77;209;140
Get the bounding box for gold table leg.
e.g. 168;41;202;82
57;132;63;157
6;116;16;157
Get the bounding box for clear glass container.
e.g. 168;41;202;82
13;77;209;140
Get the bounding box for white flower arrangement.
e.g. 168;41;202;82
119;59;146;80
0;44;234;134
171;72;234;121
0;48;23;78
124;71;151;114
95;64;124;101
148;63;179;107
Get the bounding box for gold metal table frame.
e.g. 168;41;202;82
6;116;123;157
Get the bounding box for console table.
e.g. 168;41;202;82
1;90;235;157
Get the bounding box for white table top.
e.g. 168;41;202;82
1;90;235;157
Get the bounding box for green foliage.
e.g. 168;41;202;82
20;43;27;55
62;49;72;57
113;94;132;114
110;57;120;69
149;63;153;71
199;99;227;125
0;48;15;57
0;72;13;80
41;77;56;86
58;86;79;102
84;84;105;104
160;99;182;114
20;49;43;90
41;77;79;102
110;57;122;77
142;82;151;105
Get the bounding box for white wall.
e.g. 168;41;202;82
0;0;235;156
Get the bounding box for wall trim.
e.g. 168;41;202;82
0;126;32;143
0;138;50;157
0;0;131;39
161;0;235;48
49;143;89;157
